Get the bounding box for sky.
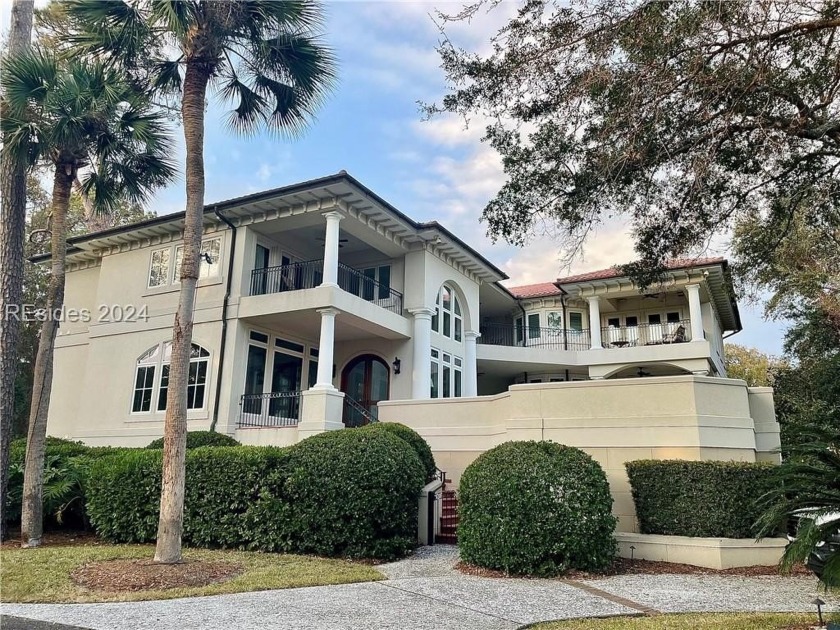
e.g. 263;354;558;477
1;0;789;354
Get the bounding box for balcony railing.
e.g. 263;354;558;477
478;322;591;351
250;259;403;316
478;319;694;350
600;320;692;348
237;391;301;428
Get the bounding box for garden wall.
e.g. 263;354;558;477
378;375;780;532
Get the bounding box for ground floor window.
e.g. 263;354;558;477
132;342;210;414
431;348;462;399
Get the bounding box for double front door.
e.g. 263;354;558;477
341;355;389;427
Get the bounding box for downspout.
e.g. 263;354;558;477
210;206;237;432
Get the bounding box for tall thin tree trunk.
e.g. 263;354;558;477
0;0;34;542
154;64;210;564
21;166;72;547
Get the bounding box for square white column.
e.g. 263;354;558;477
685;283;705;342
587;296;602;349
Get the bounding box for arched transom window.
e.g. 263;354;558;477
132;342;210;413
432;284;462;342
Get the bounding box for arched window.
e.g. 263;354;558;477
131;342;210;413
432;284;463;342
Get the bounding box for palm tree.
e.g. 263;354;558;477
758;423;840;587
1;48;176;547
57;0;336;562
0;0;34;543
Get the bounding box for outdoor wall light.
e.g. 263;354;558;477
392;357;401;374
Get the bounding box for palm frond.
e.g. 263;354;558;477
1;48;60;113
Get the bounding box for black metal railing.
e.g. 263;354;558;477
237;391;301;428
250;259;403;316
343;395;377;428
478;322;591;351
250;260;324;296
600;319;692;348
337;263;403;315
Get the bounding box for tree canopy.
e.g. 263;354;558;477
428;0;840;288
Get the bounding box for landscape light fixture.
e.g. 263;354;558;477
813;597;825;626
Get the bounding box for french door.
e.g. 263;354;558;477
341;355;390;426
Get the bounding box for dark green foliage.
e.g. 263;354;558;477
86;449;163;542
427;1;839;285
4;438;110;528
145;431;240;450
757;423;840;587
361;422;437;482
459;441;616;576
284;429;426;560
626;460;776;538
86;431;425;560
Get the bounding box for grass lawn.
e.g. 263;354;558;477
532;612;840;629
1;544;384;603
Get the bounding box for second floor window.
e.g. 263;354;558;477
147;237;221;288
432;284;463;342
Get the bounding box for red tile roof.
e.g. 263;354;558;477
506;282;565;299
556;257;726;285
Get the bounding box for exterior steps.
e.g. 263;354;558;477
436;482;458;545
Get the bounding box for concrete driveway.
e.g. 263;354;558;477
2;546;837;630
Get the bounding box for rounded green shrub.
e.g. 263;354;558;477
459;441;617;576
145;430;239;450
361;422;436;482
284;428;426;560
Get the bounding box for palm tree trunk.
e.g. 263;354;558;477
154;64;210;564
21;165;72;547
0;0;34;542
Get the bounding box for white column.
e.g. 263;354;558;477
587;296;602;349
409;307;434;399
320;211;343;287
686;283;705;342
464;330;480;397
313;308;339;389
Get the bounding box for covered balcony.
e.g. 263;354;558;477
249;259;403;316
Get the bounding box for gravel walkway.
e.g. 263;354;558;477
3;546;838;630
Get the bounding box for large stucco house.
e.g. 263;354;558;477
42;171;779;533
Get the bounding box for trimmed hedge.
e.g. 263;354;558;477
87;430;425;560
459;441;617;576
625;460;776;538
145;431;240;449
360;422;437;482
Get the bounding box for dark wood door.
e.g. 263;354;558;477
341;355;390;426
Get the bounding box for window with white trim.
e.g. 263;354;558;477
433;284;463;342
430;348;463;399
131;342;210;414
147;237;221;287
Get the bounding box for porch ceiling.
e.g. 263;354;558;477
243;311;395;342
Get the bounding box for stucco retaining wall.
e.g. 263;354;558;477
378;375;779;533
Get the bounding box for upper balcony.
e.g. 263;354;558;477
478;319;693;351
249;259;403;316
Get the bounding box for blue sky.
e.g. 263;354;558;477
2;1;789;354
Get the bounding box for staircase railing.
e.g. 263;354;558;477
343;395;377;428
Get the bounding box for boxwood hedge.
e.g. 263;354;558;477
458;441;617;576
86;429;425;560
145;431;240;449
625;459;776;538
360;422;437;482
